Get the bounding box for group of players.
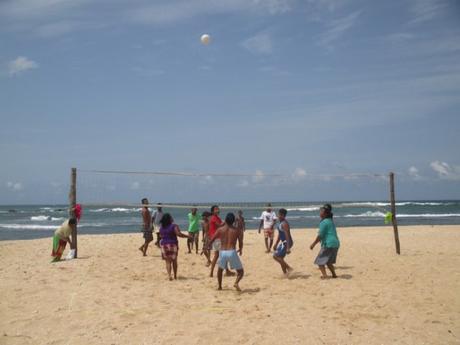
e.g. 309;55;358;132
139;199;340;291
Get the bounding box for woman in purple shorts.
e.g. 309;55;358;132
159;213;191;281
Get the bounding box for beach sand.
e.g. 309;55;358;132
1;225;459;345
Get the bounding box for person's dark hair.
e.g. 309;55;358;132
278;208;287;217
69;218;77;225
211;205;219;213
141;198;148;204
202;211;211;218
321;203;333;218
160;213;173;228
225;212;235;225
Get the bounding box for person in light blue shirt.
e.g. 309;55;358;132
310;204;340;279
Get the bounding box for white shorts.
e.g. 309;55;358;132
212;239;221;252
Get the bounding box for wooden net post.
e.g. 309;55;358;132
389;172;400;255
69;167;78;258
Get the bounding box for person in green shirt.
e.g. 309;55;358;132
187;207;201;254
310;204;340;279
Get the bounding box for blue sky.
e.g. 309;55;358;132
1;0;459;204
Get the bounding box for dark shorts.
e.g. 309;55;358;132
273;240;293;258
143;231;153;241
314;247;338;266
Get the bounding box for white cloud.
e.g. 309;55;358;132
129;0;291;26
36;20;81;37
252;170;265;183
199;175;214;185
253;0;292;14
130;181;140;190
292;168;307;180
430;161;460;180
242;33;273;55
408;166;422;180
8;56;38;76
409;0;447;24
317;10;361;47
385;33;415;44
0;0;88;19
6;181;24;191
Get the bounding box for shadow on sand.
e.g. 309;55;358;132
287;273;310;280
338;274;353;280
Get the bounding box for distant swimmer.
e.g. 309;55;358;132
258;203;277;253
208;213;244;291
310;204;340;279
138;198;152;256
159;213;191;280
51;218;76;262
273;208;293;275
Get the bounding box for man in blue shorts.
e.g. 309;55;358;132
208;213;244;291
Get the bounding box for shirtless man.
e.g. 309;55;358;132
139;198;152;256
208;213;244;291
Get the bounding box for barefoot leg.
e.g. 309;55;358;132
210;251;219;277
217;267;223;290
327;263;337;278
234;269;244;291
173;259;178;280
319;265;328;279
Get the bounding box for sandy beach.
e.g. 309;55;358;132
1;225;459;345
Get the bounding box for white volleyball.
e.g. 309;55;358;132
200;34;211;45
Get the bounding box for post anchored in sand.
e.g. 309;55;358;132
389;172;401;255
69;167;78;258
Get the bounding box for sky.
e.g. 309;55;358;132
1;0;459;204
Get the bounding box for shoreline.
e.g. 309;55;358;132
0;223;458;242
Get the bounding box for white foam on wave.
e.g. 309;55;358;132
89;207;141;213
0;224;56;230
342;211;387;218
341;201;451;207
0;221;114;230
31;215;51;221
340;212;460;218
112;208;141;212
90;208;108;213
341;202;389;207
78;222;111;228
286;207;318;212
397;213;460;218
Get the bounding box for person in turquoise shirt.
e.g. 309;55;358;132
187;207;201;254
310;204;340;279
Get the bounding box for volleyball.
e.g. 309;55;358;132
200;34;211;45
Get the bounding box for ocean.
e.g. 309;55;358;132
1;200;459;241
